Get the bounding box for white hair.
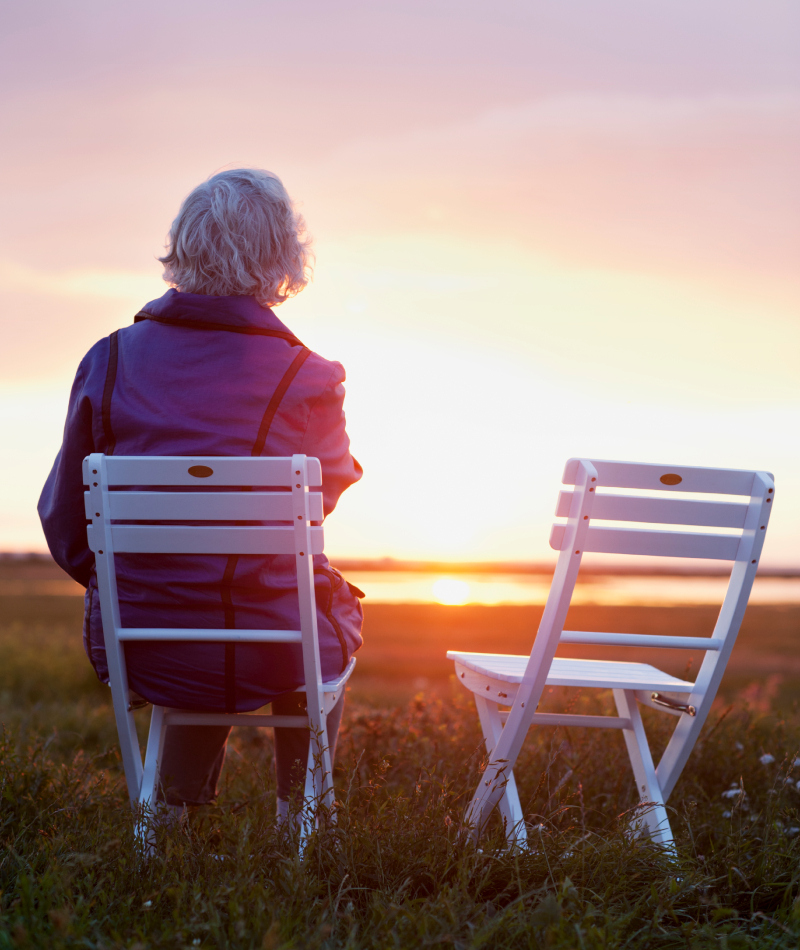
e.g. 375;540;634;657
159;168;312;306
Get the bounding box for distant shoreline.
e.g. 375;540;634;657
4;551;799;579
334;559;800;578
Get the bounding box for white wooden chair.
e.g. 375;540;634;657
84;452;355;848
448;458;775;847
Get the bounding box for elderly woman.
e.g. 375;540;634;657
38;168;363;822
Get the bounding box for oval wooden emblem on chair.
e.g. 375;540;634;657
660;473;682;485
188;465;214;478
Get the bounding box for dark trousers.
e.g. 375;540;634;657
158;692;345;806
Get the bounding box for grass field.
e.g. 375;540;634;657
3;559;800;948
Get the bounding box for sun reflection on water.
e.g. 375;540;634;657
431;577;471;605
340;573;800;606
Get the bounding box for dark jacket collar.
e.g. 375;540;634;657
135;289;304;345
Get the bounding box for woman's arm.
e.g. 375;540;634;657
301;361;362;516
38;362;96;587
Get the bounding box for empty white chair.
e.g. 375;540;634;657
84;452;355;847
448;458;775;847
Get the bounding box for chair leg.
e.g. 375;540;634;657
317;731;335;812
136;706;167;854
613;690;673;848
298;712;334;848
473;696;528;847
655;701;710;805
297;739;317;846
108;684;144;808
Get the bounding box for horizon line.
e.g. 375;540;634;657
3;551;800;579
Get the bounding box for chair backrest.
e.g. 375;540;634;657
551;459;772;561
538;458;776;803
83;453;326;712
502;458;775;797
529;458;774;729
549;458;774;631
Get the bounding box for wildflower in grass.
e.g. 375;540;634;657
723;810;732;818
788;827;800;835
760;753;776;765
735;741;745;751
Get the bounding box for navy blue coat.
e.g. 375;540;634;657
39;290;364;711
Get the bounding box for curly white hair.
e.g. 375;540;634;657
159;168;312;306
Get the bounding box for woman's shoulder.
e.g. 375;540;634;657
303;348;347;387
75;333;115;383
75;318;349;401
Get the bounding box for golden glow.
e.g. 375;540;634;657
1;53;798;563
432;577;471;606
3;237;799;562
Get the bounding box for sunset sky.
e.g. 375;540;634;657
1;1;798;564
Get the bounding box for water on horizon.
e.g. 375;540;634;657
3;564;799;607
344;572;800;606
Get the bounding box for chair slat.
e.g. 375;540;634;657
562;458;757;495
117;628;303;642
164;712;310;727
556;491;748;528
508;712;632;729
550;524;740;559
85;491;324;522
108;524;324;555
83;456;322;487
559;631;723;650
449;652;695;691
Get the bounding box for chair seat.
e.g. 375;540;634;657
295;656;357;694
162;656;358;725
447;651;694;693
